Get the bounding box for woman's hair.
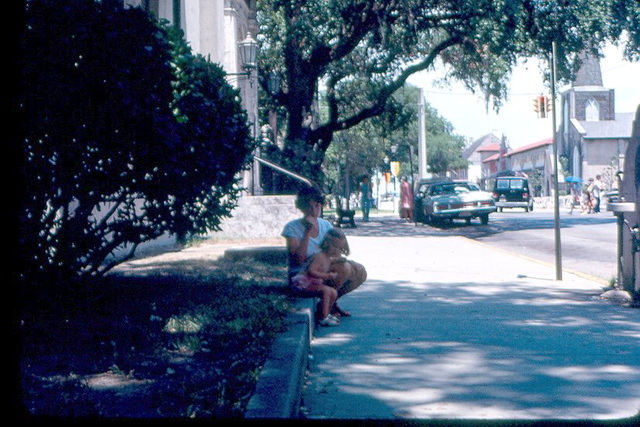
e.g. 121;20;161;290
320;229;350;255
295;185;325;211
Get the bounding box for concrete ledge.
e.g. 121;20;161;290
244;297;317;419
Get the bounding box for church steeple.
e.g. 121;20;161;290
563;49;615;121
572;51;604;87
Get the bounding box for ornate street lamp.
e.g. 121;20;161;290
227;32;258;78
239;32;258;69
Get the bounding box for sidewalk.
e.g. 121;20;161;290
247;216;640;421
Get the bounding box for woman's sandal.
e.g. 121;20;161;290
332;304;351;317
319;314;340;327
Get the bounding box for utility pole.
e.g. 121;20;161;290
418;88;428;179
551;41;562;281
533;43;562;280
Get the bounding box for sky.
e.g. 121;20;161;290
407;43;640;149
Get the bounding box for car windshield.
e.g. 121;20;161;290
497;178;525;189
431;183;476;195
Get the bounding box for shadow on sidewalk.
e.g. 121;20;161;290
303;278;640;420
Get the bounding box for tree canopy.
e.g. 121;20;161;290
323;84;469;198
257;0;639;182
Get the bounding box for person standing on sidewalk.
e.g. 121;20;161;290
282;186;367;317
400;176;414;222
591;174;605;213
359;176;372;222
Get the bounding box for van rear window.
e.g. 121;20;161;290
496;179;525;189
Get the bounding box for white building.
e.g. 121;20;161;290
124;0;261;194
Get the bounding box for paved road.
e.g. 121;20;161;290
368;209;619;283
301;217;640;421
473;211;618;283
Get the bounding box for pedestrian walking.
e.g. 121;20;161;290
582;180;594;214
569;182;581;215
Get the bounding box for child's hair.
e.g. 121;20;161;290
320;229;350;255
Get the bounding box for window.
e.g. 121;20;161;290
509;179;525;190
496;178;525;189
496;179;510;189
585;99;599;121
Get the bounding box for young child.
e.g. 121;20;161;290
291;229;350;326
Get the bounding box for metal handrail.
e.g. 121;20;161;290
254;156;315;187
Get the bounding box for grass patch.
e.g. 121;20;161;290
18;253;292;419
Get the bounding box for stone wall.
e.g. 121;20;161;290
207;195;299;241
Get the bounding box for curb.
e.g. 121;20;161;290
222;245;316;419
244;297;317;419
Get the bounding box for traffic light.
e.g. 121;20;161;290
538;95;546;118
533;94;552;118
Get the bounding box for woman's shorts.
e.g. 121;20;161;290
337;260;367;297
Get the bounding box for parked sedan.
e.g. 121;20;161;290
414;180;496;225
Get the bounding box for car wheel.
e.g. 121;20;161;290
525;206;529;212
480;214;489;225
498;207;503;212
427;214;439;227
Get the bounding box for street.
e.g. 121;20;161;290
464;210;618;283
351;208;618;284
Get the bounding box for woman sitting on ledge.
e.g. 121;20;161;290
282;186;367;317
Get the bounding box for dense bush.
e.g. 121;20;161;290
20;0;254;284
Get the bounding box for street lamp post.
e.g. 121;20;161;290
390;144;398;214
267;72;281;148
383;155;390;203
226;32;259;195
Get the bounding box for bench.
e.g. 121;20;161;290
332;196;357;228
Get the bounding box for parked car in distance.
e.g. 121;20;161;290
414;180;496;226
492;176;534;212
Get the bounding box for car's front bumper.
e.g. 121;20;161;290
431;205;496;219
